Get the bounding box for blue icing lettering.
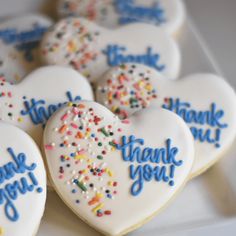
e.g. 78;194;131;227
103;45;165;72
0;24;49;62
116;135;183;196
20;91;81;125
114;0;166;25
0;148;43;222
162;98;228;148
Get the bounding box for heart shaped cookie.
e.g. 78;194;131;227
41;17;181;82
0;122;46;236
57;0;185;35
96;64;236;177
0;65;94;146
0;41;29;84
0;14;53;83
43;101;194;235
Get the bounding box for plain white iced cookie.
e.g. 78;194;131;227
43;101;194;236
0;122;46;236
41;17;181;82
0;14;53;83
96;64;236;177
0;65;94;146
57;0;185;35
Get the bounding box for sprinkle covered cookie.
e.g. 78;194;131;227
57;0;185;35
0;65;93;145
96;64;236;177
43;101;194;235
41;17;181;82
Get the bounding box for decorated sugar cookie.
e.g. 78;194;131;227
0;41;29;84
0;65;94;146
0;14;53;83
43;101;194;235
57;0;185;35
0;122;46;236
96;64;236;177
41;17;181;82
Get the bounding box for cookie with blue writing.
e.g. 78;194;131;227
41;17;181;82
96;64;236;177
0;14;53;83
57;0;185;35
43;101;194;236
0;65;94;146
0;122;46;236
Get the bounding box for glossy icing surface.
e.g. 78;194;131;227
41;17;181;82
0;122;46;236
43;101;194;235
0;65;94;146
96;64;236;176
57;0;185;35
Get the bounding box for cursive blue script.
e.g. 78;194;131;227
0;148;43;222
116;135;183;196
114;0;166;25
103;44;165;72
162;98;228;148
0;24;49;62
20;91;81;125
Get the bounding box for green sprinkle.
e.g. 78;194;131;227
76;181;87;192
109;141;116;147
101;127;109;137
97;155;103;160
98;142;102;147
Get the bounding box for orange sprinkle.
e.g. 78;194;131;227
59;125;68;134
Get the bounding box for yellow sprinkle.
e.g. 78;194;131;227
92;203;104;213
145;84;152;91
111;147;116;151
85;131;90;138
17;117;23;122
111;106;118;112
75;154;86;160
68;102;73;107
106;168;113;177
108;181;113;186
96;193;104;198
0;227;4;235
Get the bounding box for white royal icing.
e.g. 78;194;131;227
0;14;53;83
96;64;236;177
41;17;181;82
0;65;94;146
43;101;194;235
0;122;46;236
57;0;185;35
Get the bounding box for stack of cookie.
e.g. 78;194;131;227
0;1;235;236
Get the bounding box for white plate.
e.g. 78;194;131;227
37;15;236;236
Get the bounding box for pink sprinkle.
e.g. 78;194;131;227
8;92;12;98
122;119;130;124
45;144;54;150
61;113;68;121
67;131;73;135
78;149;85;155
71;123;78;129
72;107;79;115
133;83;140;90
59;175;64;179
